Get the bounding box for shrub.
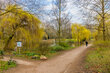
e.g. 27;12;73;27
37;41;51;55
0;50;4;56
7;60;16;66
66;39;74;46
52;45;64;51
31;55;40;59
12;51;17;55
94;41;110;49
66;39;74;43
25;52;36;56
50;50;56;53
0;60;16;71
59;42;69;48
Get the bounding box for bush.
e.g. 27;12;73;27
7;60;16;66
52;45;64;51
0;50;4;56
0;60;16;71
12;51;17;55
94;41;110;49
66;39;74;46
50;50;56;53
37;41;51;55
31;55;40;59
66;39;74;43
25;52;36;56
59;42;69;48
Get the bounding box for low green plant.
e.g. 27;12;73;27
0;50;4;56
25;52;36;56
50;50;56;53
12;51;17;55
94;41;110;49
86;41;110;73
59;42;69;48
66;39;74;46
86;49;110;73
0;60;16;72
7;60;16;66
37;41;51;55
31;55;40;59
52;45;64;52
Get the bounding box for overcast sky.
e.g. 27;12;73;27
44;0;84;24
0;0;84;24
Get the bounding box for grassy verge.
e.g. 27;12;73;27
5;42;75;60
0;60;16;72
46;46;75;58
85;41;110;73
6;46;75;60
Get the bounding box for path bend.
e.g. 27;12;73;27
4;44;92;73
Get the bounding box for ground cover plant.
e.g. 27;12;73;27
85;41;110;73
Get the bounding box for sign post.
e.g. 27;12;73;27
17;41;22;55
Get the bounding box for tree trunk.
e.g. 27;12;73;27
58;0;61;44
102;0;106;41
3;33;15;51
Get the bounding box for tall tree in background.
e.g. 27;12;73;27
14;0;72;41
77;0;110;41
45;24;57;39
52;0;72;44
71;24;91;45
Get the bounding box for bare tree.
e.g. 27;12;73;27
51;0;72;44
0;0;20;16
77;0;110;41
14;0;48;20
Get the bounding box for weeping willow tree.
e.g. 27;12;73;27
71;24;91;45
0;5;44;51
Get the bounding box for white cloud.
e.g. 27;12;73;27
43;0;83;23
0;0;4;2
43;4;53;10
47;0;52;2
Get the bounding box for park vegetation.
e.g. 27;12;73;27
0;2;75;63
0;0;110;72
0;4;44;71
0;5;44;51
78;0;110;72
71;23;91;45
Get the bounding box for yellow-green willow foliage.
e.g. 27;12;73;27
0;5;44;50
71;24;91;44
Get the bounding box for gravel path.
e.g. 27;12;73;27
4;44;92;73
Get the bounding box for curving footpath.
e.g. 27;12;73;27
4;44;92;73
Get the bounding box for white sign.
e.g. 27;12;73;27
17;41;22;47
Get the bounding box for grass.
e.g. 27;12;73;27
0;60;16;72
85;46;110;73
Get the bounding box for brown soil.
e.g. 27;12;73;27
3;44;92;73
